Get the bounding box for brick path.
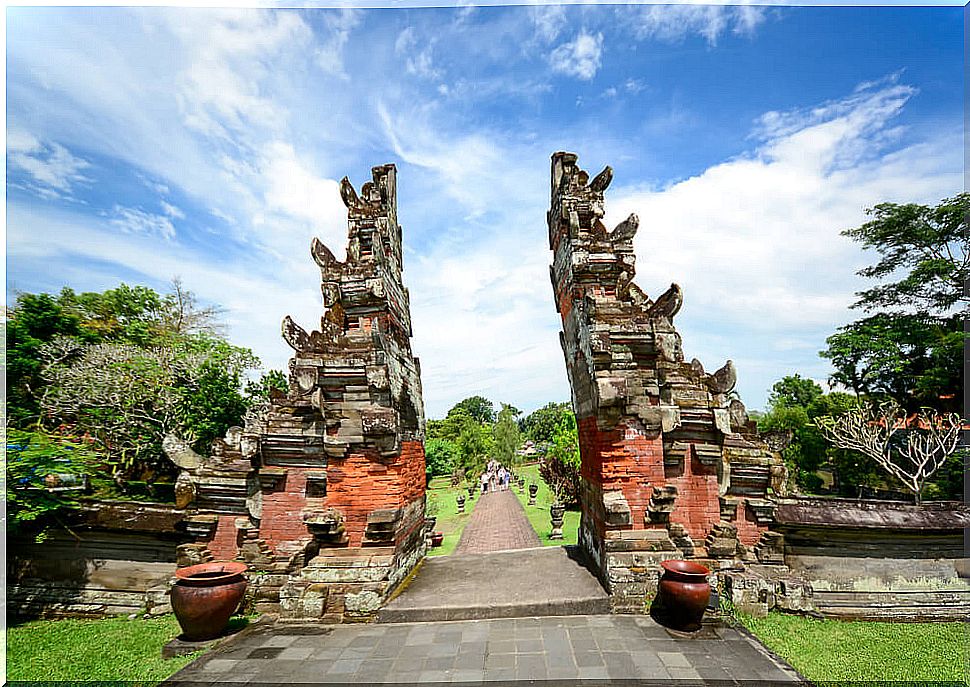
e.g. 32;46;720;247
454;490;541;555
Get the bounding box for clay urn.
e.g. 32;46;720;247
528;483;539;498
171;561;248;641
657;559;710;632
430;532;444;547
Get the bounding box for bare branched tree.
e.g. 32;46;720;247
815;400;963;504
164;277;225;335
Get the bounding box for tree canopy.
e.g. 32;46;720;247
7;281;263;486
821;194;967;413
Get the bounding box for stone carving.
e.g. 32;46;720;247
548;151;786;609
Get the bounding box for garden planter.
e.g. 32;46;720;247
430;532;444;547
456;493;466;513
657;560;710;632
424;516;437;532
171;561;248;641
549;503;565;540
528;483;538;505
467;485;475;498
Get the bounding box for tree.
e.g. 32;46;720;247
425;438;460;478
816;401;963;504
822;194;968;412
450;396;496;425
539;412;581;506
6;293;83;423
843;194;968;315
759;375;872;495
521;402;573;444
39;334;258;481
492;403;522;468
6;428;99;540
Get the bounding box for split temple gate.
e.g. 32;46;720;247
163;153;790;621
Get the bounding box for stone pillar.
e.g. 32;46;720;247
547;152;785;613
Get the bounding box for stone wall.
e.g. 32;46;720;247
771;497;970;620
9;501;186;618
165;163;427;622
547;151;787;612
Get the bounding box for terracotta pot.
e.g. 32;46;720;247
171;561;248;641
657;559;710;632
430;532;444;547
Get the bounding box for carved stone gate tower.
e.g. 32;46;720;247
167;163;427;622
548;152;787;612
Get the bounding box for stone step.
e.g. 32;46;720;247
378;546;610;623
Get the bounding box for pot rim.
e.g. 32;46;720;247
176;561;248;585
661;559;710;579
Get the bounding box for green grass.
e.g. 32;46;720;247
425;476;479;557
737;611;969;683
6;614;235;681
512;463;580;547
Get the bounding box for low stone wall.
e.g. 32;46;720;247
9;502;187;618
772;497;970;620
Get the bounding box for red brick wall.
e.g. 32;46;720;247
248;441;426;554
577;415;765;546
208;514;241;561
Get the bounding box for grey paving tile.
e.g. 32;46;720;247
484;652;515;669
487;638;516;653
391;654;426;673
459;640;486;655
449;668;485;681
424;655;457;671
427;641;460;657
658;650;691;668
570;638;598;652
418;669;450;682
577;665;610;679
199;658;239;673
258;634;299;648
277;647;315;660
326;658;363;675
574;650;605;667
454;651;485;670
355;658;394;680
515;638;543;652
668;666;703;680
515;653;547;674
483;667;517;681
547;664;581;680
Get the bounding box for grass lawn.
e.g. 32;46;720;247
425;476;479;556
6;614;233;681
512;463;580;547
737;611;969;683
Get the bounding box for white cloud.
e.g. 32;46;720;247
7;131;92;197
395;26;441;80
533;5;567;43
630;4;767;45
160;201;186;219
108;205;177;240
549;30;603;81
603;79;960;407
315;9;362;79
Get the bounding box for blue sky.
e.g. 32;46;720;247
6;3;964;418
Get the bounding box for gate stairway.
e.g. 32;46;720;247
378;545;610;623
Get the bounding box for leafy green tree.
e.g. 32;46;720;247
7;293;83;424
40;335;258;481
492;403;522;468
539;412;581;505
425;438;460;478
822;194;967;412
521;401;573;444
6;428;99;540
245;369;289;399
450;396;496;425
759;375;873;495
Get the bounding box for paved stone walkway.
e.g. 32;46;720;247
166;614;803;684
455;490;540;555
